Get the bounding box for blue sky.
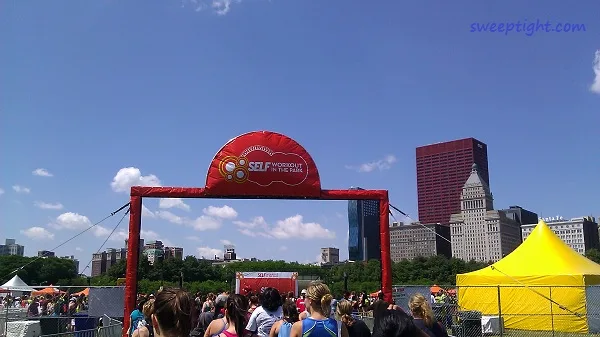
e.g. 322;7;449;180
1;1;599;275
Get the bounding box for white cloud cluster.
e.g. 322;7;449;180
234;215;335;240
49;212;92;230
184;0;245;15
13;185;31;194
32;168;53;177
197;246;222;259
111;167;191;212
156;205;238;231
110;167;161;193
345;155;397;173
34;201;64;210
591;50;600;95
159;198;191;211
21;227;54;240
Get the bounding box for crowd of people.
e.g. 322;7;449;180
129;282;449;337
0;293;88;317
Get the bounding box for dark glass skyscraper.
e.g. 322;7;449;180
348;187;381;261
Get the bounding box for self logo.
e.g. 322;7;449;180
218;146;309;187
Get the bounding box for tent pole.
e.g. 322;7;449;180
497;286;503;337
550;286;555;337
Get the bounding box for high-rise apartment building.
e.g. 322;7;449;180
91;248;126;277
0;239;25;256
389;222;451;261
348;187;381;261
38;250;56;257
164;247;184;260
320;247;340;264
223;245;236;261
450;164;521;262
522;216;599;254
416;138;489;225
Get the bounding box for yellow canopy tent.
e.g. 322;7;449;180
456;220;600;334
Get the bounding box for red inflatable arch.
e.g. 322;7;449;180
123;131;392;334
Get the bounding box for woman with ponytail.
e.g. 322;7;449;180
408;294;447;337
151;288;193;337
269;301;299;337
290;282;349;337
204;294;249;337
336;300;370;337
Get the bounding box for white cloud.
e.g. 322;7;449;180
280;246;288;251
203;205;238;219
345;155;397;173
0;188;4;196
591;50;600;94
157;211;186;225
187;236;202;242
12;185;31;194
34;201;64;210
49;212;92;230
197;246;222;259
21;227;54;240
159;198;191;211
220;239;233;245
158;209;225;232
233;216;268;229
271;215;336;240
110;167;161;193
75;247;83;252
190;216;222;231
236;215;335;240
184;0;244;15
32;168;53;177
142;205;156;218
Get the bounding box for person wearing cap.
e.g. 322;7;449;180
295;290;306;314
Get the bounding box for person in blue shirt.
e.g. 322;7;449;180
129;299;147;337
289;282;349;337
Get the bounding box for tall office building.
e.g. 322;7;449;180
522;216;600;254
320;247;340;264
450;164;521;262
223;245;236;261
348;187;381;261
38;250;56;257
0;239;25;256
164;247;184;260
416;138;489;225
389;222;451;261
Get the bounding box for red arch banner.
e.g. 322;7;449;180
122;130;392;336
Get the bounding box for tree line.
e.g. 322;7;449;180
0;254;495;294
5;250;600;295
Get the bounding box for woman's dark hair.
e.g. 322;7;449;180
282;301;299;323
249;296;259;305
260;287;282;312
225;294;249;336
372;310;420;337
137;299;147;311
213;301;225;320
153;288;193;337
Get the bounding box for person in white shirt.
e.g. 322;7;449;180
247;288;283;337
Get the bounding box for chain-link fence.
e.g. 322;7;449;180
0;286;125;337
387;284;600;337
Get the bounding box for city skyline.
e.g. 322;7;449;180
1;1;598;266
